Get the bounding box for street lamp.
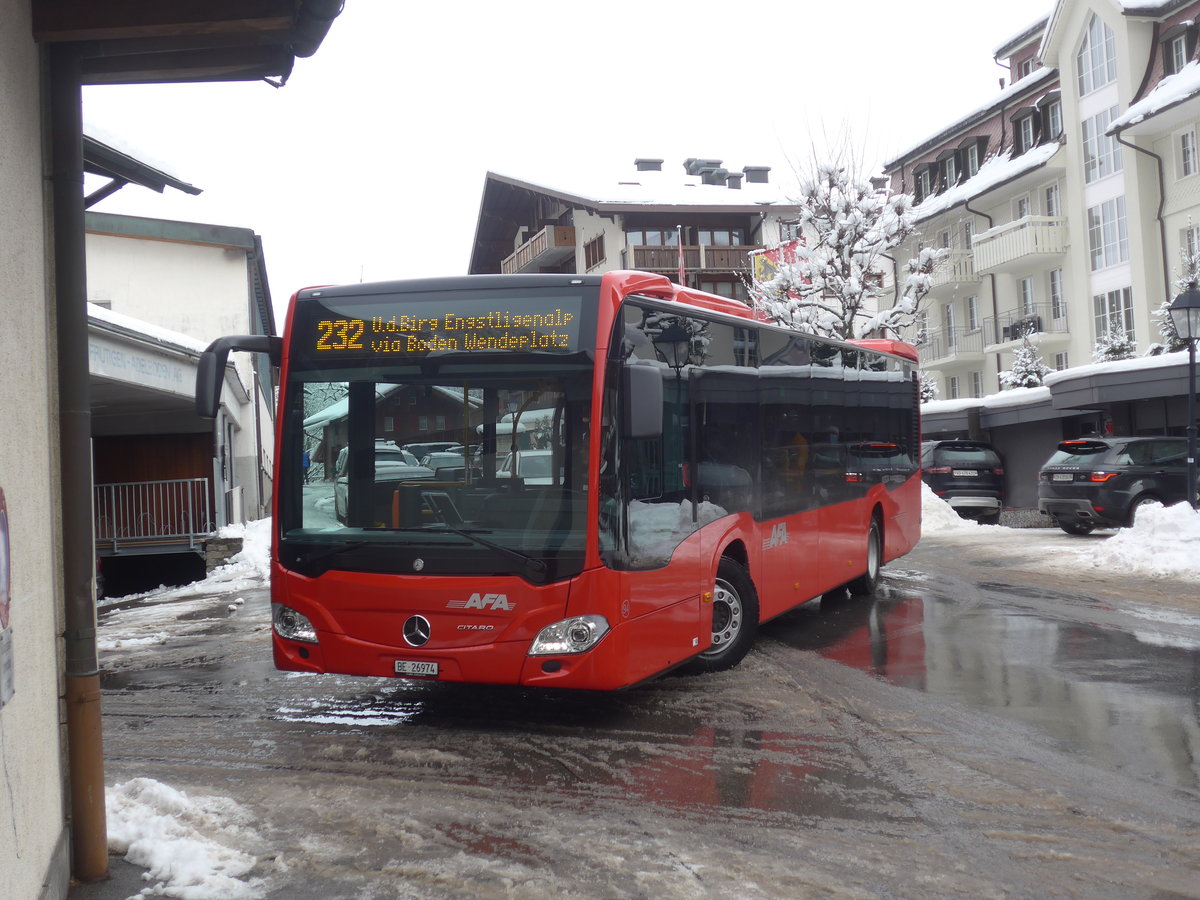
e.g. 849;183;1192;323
1169;282;1200;509
652;322;691;375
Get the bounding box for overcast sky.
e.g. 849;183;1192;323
83;0;1054;325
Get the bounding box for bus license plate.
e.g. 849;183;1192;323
952;469;978;477
394;660;438;677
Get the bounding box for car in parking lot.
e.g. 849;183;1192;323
920;439;1006;524
1037;436;1192;534
334;440;433;523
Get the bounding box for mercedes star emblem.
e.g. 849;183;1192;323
402;615;431;647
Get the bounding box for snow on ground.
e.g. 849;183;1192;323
106;779;265;900
99;496;1199;894
920;482;1200;581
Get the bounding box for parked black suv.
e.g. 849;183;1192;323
1037;436;1192;534
920;440;1005;524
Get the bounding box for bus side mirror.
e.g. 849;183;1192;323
622;363;663;439
195;335;281;418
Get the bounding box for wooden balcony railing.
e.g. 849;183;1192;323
502;225;576;274
631;244;758;272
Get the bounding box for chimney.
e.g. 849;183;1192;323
701;167;729;185
635;158;663;172
684;157;723;176
725;173;743;190
870;175;889;192
742;165;770;184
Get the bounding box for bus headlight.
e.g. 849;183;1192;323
529;615;609;656
273;603;318;644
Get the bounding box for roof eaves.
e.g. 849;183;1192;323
993;15;1050;59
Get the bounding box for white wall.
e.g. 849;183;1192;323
0;1;70;896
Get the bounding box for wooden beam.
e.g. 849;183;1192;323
33;0;296;43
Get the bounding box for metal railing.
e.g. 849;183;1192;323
915;325;986;363
985;302;1069;345
94;477;212;552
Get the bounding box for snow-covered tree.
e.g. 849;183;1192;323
1092;313;1136;363
1148;248;1197;354
999;331;1051;388
748;148;942;341
919;375;939;403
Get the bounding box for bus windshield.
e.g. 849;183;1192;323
277;282;599;583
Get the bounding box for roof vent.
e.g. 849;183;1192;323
634;158;663;172
701;167;729;185
743;165;770;184
725;173;743;190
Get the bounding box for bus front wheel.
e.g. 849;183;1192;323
688;558;759;674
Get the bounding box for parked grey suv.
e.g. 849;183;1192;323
921;440;1006;524
1037;436;1192;534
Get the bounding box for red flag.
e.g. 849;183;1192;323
677;225;685;285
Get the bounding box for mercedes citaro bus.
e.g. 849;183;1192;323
196;271;921;690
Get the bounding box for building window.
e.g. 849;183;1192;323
964;221;973;248
965;143;980;177
944;303;957;348
1044;182;1061;217
1077;13;1117;96
1018;58;1034;79
1088;196;1129;270
584;234;606;270
383;416;394;433
698;228;745;246
418;415;429;431
1015;115;1037;154
1055;351;1069;371
1180;130;1198;178
967;295;980;331
1166;33;1189;76
780;221;801;242
1082;107;1122;182
971;371;983;398
1020;277;1036;316
943;154;959;187
947;375;961;400
1014;194;1031;220
917;169;932;200
1094;287;1134;341
939;230;951;249
625;228;679;247
435;415;446;431
699;279;748;302
1046;100;1063;139
1049;268;1065;319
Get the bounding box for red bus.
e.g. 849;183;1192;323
197;271;920;690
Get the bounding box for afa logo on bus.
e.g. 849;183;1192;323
447;593;514;611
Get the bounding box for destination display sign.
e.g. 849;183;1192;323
291;289;588;368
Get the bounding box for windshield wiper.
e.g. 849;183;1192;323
419;525;548;578
296;541;369;567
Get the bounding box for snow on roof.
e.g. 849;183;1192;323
1109;60;1200;131
885;67;1058;168
88;302;209;355
1043;347;1192;383
83;119;182;181
992;14;1050;58
913;141;1061;222
491;164;799;209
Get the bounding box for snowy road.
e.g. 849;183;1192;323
82;511;1200;899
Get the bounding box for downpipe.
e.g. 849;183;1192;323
51;42;109;882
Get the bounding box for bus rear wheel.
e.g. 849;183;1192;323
847;516;882;596
687;558;759;674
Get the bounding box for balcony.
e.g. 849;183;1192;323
930;250;979;289
913;325;985;366
972;216;1068;274
630;244;759;274
984;302;1070;347
502;225;576;274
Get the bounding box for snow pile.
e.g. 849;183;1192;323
212;517;272;583
920;482;984;534
1080;502;1200;579
107;778;264;899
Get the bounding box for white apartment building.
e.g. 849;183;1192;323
884;0;1199;507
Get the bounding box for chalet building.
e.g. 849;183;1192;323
469;158;803;300
883;0;1200;508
